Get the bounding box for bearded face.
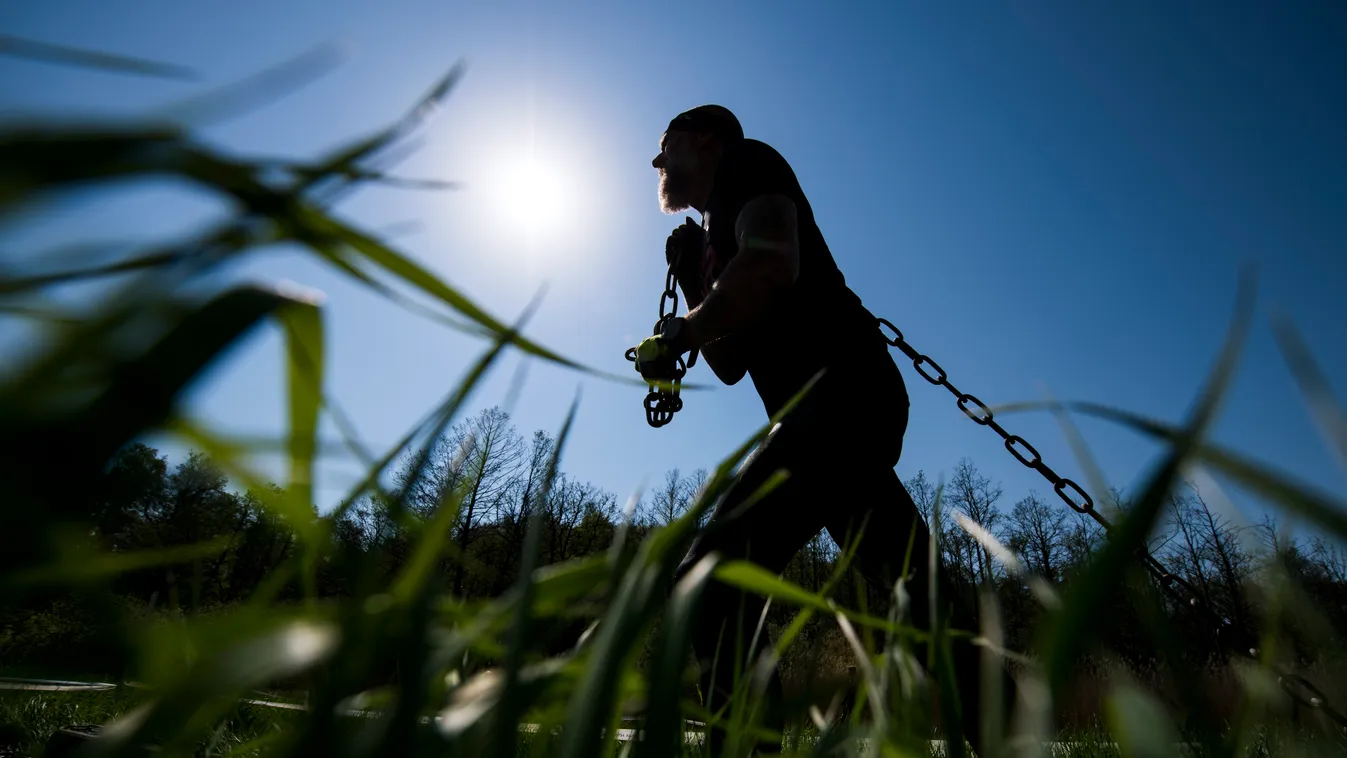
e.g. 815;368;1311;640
655;131;704;214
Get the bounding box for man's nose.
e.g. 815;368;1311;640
652;152;665;169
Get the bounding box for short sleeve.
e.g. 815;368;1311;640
705;140;801;266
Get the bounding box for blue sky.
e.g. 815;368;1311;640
2;1;1344;542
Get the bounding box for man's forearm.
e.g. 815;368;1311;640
682;193;799;350
683;246;791;347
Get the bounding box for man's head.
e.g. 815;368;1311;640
653;104;742;214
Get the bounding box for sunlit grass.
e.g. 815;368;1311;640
2;37;1346;758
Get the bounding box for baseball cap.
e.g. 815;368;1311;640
665;104;743;144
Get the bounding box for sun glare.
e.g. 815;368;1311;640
454;112;610;262
490;152;570;238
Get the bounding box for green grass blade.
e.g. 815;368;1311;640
2;536;233;589
301;61;467;199
550;382;813;758
491;391;581;756
1025;402;1347;542
711;561;935;643
1037;267;1256;696
634;553;720;758
19;285;311;506
98;618;338;757
388;329;531;604
0;126;194;210
1104;682;1182;758
0;249;188;295
276;294;325;599
1270;312;1347;472
299;206;657;388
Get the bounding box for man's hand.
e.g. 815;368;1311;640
633;334;681;383
665;216;705;299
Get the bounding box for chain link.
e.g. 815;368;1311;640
625;261;697;428
875;316;1347;730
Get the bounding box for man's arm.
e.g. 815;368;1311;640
680;277;749;386
681;193;800;357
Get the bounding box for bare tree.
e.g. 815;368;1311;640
903;469;938;526
1189;487;1254;628
1004;491;1070;582
398;425;471;519
547;476;616;562
1159;486;1253;627
1307;537;1347;584
450;407;525;595
685;468;711;527
947;458;1004;586
1062;512;1106;575
649;468;691;526
505;430;556;543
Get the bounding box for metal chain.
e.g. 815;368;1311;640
625;261;697;428
876;317;1347;730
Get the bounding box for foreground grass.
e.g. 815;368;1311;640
2;36;1346;758
0;690;305;757
0;688;1250;758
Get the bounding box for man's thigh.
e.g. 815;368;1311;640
674;421;830;582
824;467;929;600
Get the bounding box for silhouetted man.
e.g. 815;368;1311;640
635;105;1014;755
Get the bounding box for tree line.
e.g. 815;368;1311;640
9;405;1345;675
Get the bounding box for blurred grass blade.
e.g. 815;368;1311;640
0;300;81;325
70;283;299;443
8;284;316;508
1056;403;1347;541
634;553;720;758
530;555;611;617
98;619;339;756
1104;682;1182;758
1038;380;1117;520
0;33;197;79
1270;312;1347;472
955;511;1059;609
712;561;927;641
979;589;1005;758
491;391;580;756
1037;267;1256;695
0;220;259;300
152;42;347;127
955;512;1025;578
388;320;536;605
169;419;320;546
276;293;325;600
276;293;325;514
836;610;886;735
4;536;233;588
302;61;467;196
553;384;820;758
279;161;463;191
0;126;184;211
0;249;186;295
303;207;652;387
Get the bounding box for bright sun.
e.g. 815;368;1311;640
491;153;569;238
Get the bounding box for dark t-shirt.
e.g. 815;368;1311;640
701;138;908;418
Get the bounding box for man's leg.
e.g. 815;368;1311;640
672;423;836;755
824;467;1018;756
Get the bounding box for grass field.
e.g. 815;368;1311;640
2;42;1346;758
